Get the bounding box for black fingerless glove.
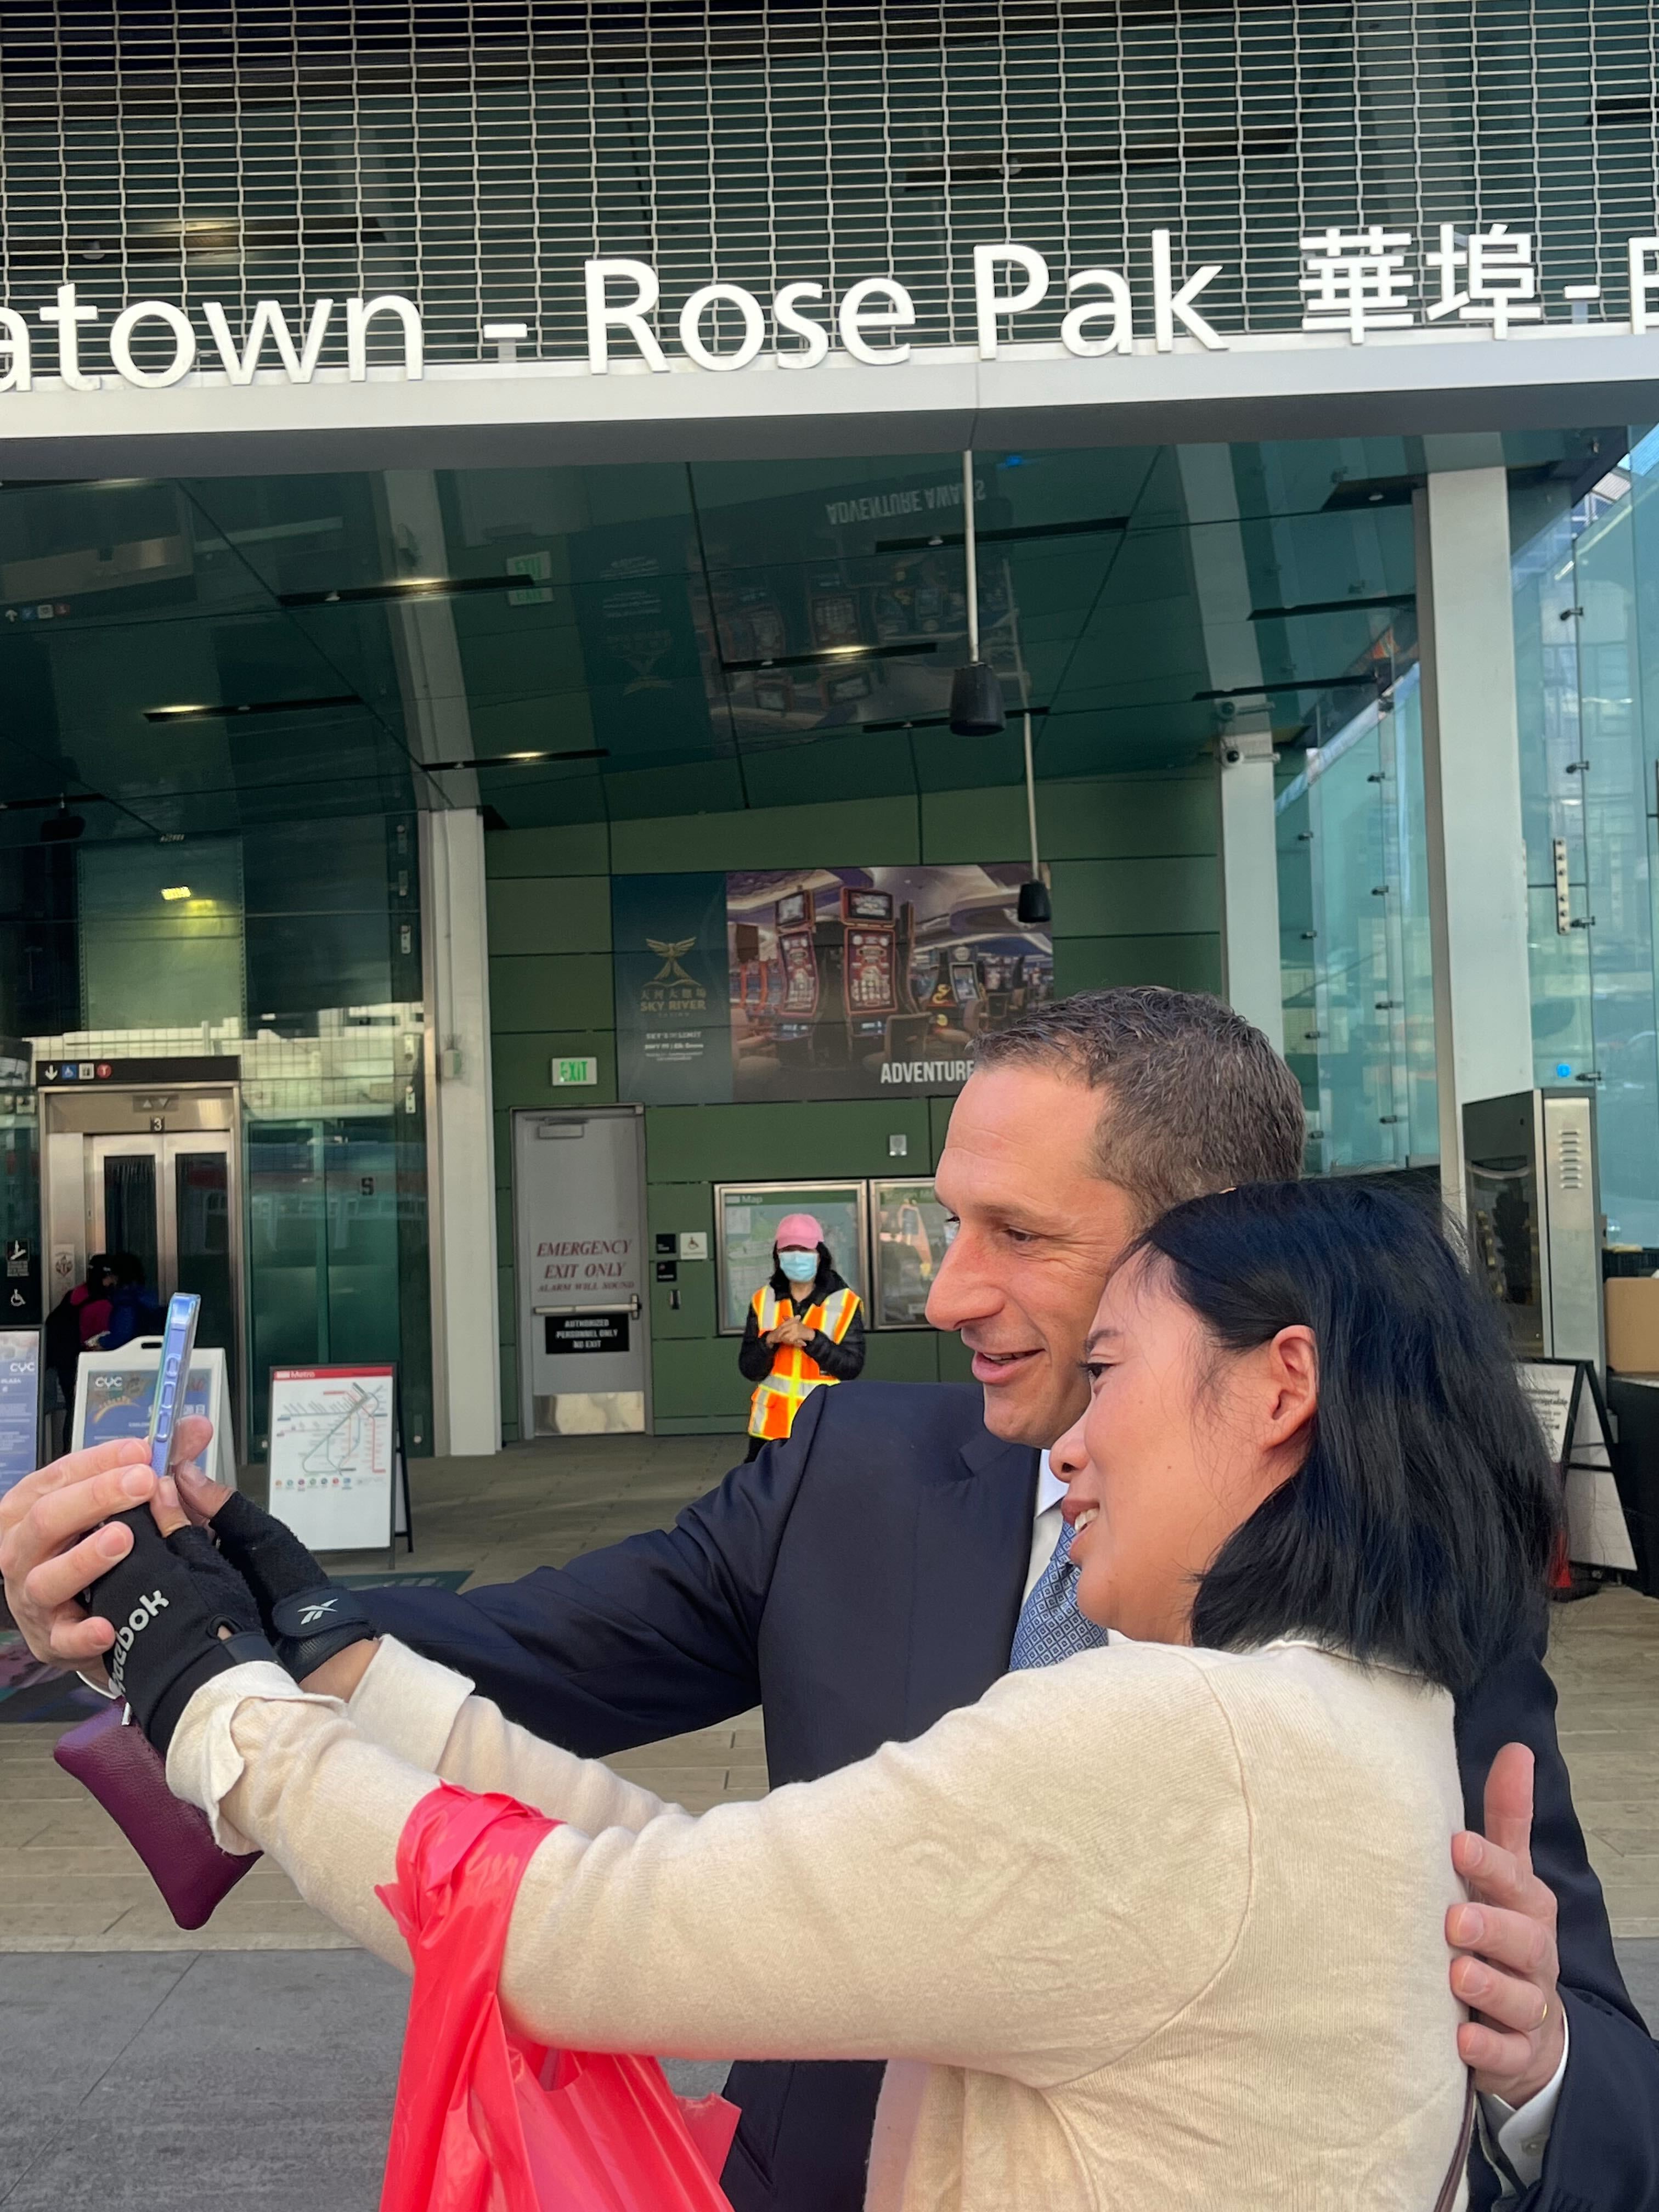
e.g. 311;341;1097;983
90;1510;279;1757
208;1491;375;1681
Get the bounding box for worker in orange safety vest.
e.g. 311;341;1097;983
737;1211;865;1460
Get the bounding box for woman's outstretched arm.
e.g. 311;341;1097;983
340;1637;682;1836
167;1645;1248;2083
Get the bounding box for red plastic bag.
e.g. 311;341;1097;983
376;1783;738;2212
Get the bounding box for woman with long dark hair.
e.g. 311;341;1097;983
99;1179;1558;2208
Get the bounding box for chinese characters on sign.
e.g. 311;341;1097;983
1300;222;1609;342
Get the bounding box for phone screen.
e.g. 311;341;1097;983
146;1293;201;1479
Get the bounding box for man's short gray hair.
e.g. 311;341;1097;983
973;986;1306;1221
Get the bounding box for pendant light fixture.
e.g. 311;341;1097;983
948;450;1006;737
1017;709;1051;923
40;800;86;844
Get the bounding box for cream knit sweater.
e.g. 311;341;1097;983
168;1633;1470;2212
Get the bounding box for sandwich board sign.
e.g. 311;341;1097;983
1519;1358;1639;1576
267;1364;410;1560
0;1325;41;1499
73;1340;237;1490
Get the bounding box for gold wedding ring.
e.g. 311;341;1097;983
1533;1993;1551;2033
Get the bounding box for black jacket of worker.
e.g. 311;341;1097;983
363;1380;1659;2212
736;1248;866;1387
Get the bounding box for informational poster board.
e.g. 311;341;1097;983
1520;1358;1639;1575
871;1178;955;1328
74;1341;237;1491
1517;1361;1578;1465
0;1326;41;1499
714;1182;868;1335
267;1364;410;1558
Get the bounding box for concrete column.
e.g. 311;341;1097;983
1176;445;1285;1052
1414;465;1533;1222
420;806;501;1456
1216;732;1285;1053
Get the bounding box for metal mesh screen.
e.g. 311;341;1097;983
0;2;1652;366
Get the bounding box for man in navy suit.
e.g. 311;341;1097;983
7;990;1657;2209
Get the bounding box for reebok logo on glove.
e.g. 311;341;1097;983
108;1588;170;1697
297;1598;338;1625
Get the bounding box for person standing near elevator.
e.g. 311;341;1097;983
737;1212;865;1459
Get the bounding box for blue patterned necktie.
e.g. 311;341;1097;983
1009;1512;1112;1671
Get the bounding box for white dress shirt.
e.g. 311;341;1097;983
1022;1454;1565;2192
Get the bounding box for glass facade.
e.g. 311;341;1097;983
1513;439;1659;1253
4;803;430;1458
1276;651;1440;1176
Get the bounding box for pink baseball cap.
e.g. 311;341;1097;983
775;1212;825;1250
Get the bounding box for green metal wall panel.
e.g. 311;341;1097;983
652;1334;755;1421
489;952;614;1033
645;1099;933;1184
1048;855;1221;938
486;824;612;880
612;794;920;875
1054;934;1225;996
486;879;613;957
490;1028;619;1107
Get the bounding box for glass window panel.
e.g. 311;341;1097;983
872;1179;953;1328
103;1155;158;1291
174;1151;235;1382
77;841;245;1032
246;1121;324;1454
1514;450;1659;1250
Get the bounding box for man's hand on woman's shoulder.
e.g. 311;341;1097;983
1449;1744;1567;2107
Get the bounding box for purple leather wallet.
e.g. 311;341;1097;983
54;1701;261;1930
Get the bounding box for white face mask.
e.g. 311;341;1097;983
778;1248;819;1283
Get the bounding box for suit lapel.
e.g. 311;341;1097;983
904;1426;1040;1740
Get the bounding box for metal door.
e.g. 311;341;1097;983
513;1107;650;1437
42;1082;245;1454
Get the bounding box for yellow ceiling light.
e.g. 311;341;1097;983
160;885;193;901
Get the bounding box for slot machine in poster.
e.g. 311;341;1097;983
728;864;1052;1102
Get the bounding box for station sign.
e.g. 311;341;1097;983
4;224;1659;400
36;1056;239;1086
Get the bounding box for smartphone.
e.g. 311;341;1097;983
146;1293;201;1479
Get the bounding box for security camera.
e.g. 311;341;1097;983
1222;744;1243;765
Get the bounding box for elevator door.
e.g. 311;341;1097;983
88;1133;237;1387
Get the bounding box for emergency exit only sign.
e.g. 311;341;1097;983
551;1056;597;1087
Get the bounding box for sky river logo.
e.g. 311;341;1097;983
640;936;708;1032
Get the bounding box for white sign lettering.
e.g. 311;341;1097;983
7;284;424;393
2;227;1656;400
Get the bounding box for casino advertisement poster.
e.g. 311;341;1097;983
615;865;1052;1105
